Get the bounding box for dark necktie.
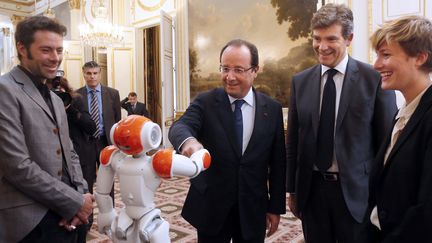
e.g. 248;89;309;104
233;99;245;152
90;90;101;138
317;69;338;172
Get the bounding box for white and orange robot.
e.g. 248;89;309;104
95;115;211;243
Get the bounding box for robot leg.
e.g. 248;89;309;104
138;209;170;243
110;209;138;243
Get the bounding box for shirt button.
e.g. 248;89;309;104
56;149;61;155
57;170;62;176
53;128;58;134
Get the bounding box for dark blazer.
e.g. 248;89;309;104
76;85;121;144
0;67;88;242
66;94;98;192
169;87;286;239
365;86;432;243
120;98;149;117
286;57;397;222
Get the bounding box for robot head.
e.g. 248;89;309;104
110;115;162;155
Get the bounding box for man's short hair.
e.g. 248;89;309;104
82;61;100;71
371;15;432;72
15;16;67;61
311;3;353;39
128;92;137;97
219;39;259;69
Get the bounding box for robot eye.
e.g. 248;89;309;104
151;128;158;144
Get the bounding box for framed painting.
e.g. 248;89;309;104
188;0;320;107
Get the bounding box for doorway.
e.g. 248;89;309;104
143;26;161;127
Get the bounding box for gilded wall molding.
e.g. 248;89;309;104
68;0;80;9
137;0;167;11
111;47;134;89
10;15;26;26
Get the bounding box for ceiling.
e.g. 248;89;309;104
0;0;67;17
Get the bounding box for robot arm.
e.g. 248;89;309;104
152;148;211;178
95;145;126;234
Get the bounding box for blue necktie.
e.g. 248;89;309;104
233;99;245;152
317;69;337;172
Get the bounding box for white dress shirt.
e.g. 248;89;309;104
314;54;349;172
179;88;255;154
228;88;255;154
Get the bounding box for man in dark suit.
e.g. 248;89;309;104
0;16;93;243
286;4;397;243
76;61;121;226
120;91;149;117
169;39;286;242
364;15;432;243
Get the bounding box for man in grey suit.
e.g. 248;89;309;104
0;16;94;242
76;61;121;228
286;4;397;243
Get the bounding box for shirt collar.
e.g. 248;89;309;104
397;84;431;121
228;87;254;107
18;65;45;89
321;54;349;76
85;83;101;93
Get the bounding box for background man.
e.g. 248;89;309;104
121;91;149;117
0;16;93;242
286;4;397;243
76;61;121;226
169;39;286;242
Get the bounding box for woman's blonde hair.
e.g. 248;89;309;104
370;15;432;72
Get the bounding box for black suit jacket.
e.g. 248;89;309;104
286;57;397;222
365;86;432;243
66;94;98;191
169;88;286;239
76;85;121;145
120;98;149;117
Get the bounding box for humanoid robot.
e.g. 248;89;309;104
95;115;211;243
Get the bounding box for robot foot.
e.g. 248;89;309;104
138;210;170;243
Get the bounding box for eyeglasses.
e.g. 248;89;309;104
219;66;254;75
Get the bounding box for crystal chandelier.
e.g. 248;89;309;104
79;0;124;48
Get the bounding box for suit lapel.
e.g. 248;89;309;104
383;86;432;170
214;89;241;157
50;92;63;125
244;90;268;155
310;65;321;139
101;86;109;123
11;67;55;122
336;57;358;130
372;116;396;181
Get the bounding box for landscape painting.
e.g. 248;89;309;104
188;0;320;107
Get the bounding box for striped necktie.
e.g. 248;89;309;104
90;89;101;138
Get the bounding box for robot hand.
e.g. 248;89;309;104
97;209;116;235
95;192;116;234
152;148;211;178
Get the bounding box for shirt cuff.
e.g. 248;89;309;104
178;137;195;152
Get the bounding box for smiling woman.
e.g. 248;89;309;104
365;15;432;242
